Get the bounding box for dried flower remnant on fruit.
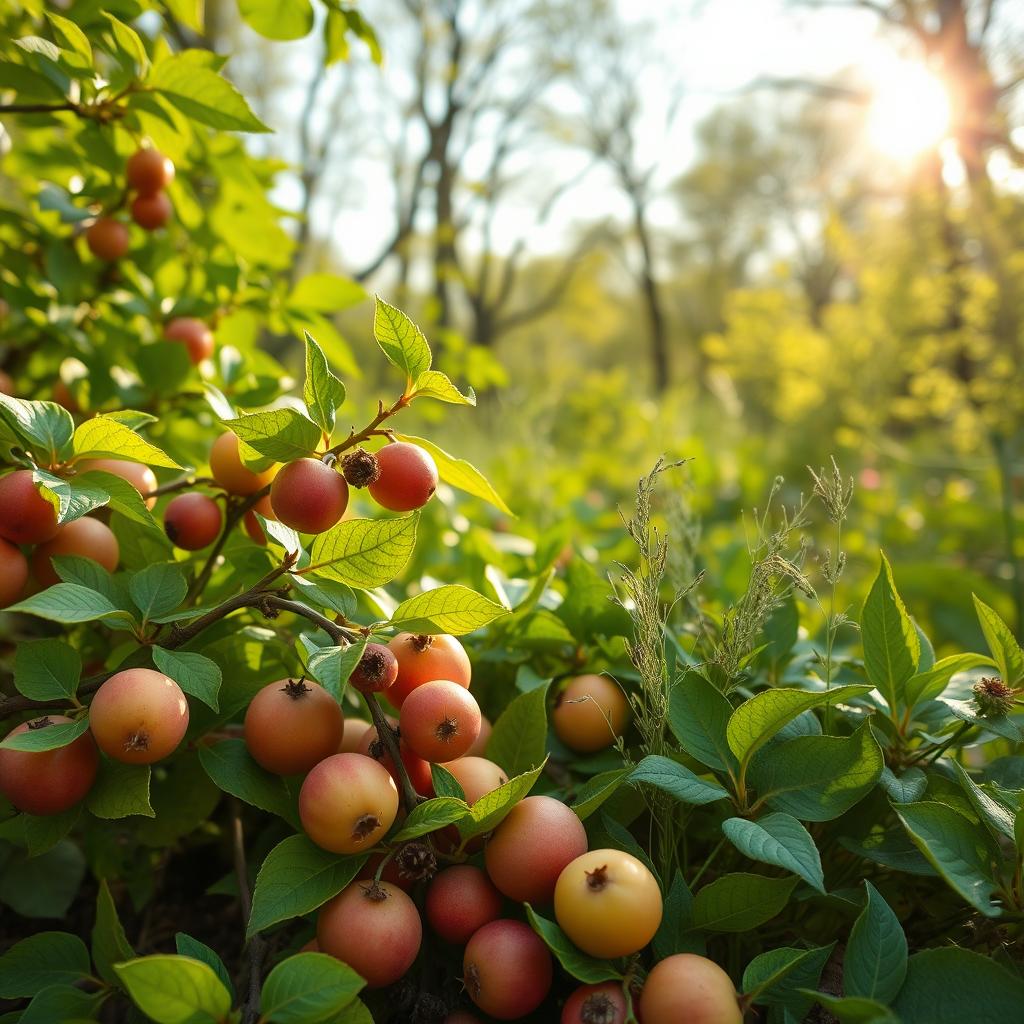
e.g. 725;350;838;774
585;864;609;891
972;677;1018;717
281;678;312;699
464;962;482;999
360;880;389;902
124;730;151;752
341;447;381;488
395;841;437;881
353;812;383;841
582;993;619;1024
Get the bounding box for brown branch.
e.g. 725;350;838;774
0;102;80;115
143;475;218;500
327;394;410;457
366;693;422;812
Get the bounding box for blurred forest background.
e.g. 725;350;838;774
9;0;1024;649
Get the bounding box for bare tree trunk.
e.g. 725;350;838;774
632;199;670;393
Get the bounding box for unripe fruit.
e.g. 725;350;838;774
554;849;662;959
485;795;588;905
552;674;630;754
463;919;553;1020
425;866;502;945
31;517;120;588
444;756;507;804
126;148;175;196
210;432;277;496
0;370;14;396
562;982;629;1024
0;538;28;607
387;632;471;707
130;192;172;230
86;217;129;261
317;880;422;988
164;317;214;365
270;458;348;534
0;470;60;544
367;442;438;512
89;668;189;765
349;643;399;694
244;678;344;775
80;459;158;509
299;752;398;854
339;718;371;753
0;715;99;815
164;493;223;550
466;714;492;757
638;954;742;1024
357;726;433;796
400;680;481;763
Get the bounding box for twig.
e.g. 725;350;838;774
143;474;218;499
366;693;422;811
231;800;266;1024
327;394;410;457
0;101;80;114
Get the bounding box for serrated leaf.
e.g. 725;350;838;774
223;409;322;462
629;754;730;806
722;813;825;892
14;638;81;701
395;434;510;515
152;648;221;711
486;680;550;777
410;369;475;406
307;514;418;588
430;763;465;800
115;956;232;1024
390;797;468;842
373;297;431;383
72;417;181;469
7;583;130;625
130;563;188;620
260;952;364;1023
690;873;798;932
387;584;509;636
844;881;907;1003
149;53;270;132
972;594;1023;686
303;332;346;435
198;740;300;828
307;642;366;701
525;906;622;983
861;553;919;711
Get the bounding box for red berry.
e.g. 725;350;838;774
126;148;175;196
367;442;438;511
0;470;59;545
270;458;348;534
164;493;223;550
426;866;502;945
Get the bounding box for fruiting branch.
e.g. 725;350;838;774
328;394;410;458
366;692;423;812
142;474;218;499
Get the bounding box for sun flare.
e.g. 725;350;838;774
866;56;951;160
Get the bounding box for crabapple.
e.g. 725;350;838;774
484;795;588;905
299;752;398;854
0;538;28;607
0;715;99;815
466;714;491;757
639;954;742;1024
444;756;507;803
270;458;348;534
126;148;175;196
164;493;222;550
243;510;266;545
317;880;421;987
80;459;158;509
463;919;553;1020
367;442;439;512
209;432;277;496
89;668;189;765
357;726;433;796
31;517;119;588
552;674;630;754
339;718;372;753
164;317;214;364
425;866;502;945
387;632;471;707
349;643;399;694
0;470;59;545
86;217;129;261
130;192;172;230
244;678;344;775
399;680;481;763
554;849;662;959
562;982;629;1024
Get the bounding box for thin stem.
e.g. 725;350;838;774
143;474;218;499
906;721;973;767
0;101;80;114
366;693;421;811
232;800;266;1024
327;394;410;457
691;837;726;887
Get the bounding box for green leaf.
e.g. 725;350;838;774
115;955;232;1024
430;763;466;800
289;274;365;313
174;934;234;1003
653;872;703;958
373;297;431;383
878;766;927;803
307;642;367;701
387;584;509;636
726;684;871;768
198;740;300;828
904;652;996;708
46;11;92;59
949;760;1016;840
307;514;418;588
0;841;85;919
303;332;346;436
92;880;135;987
248;835;366;937
629;755;730;806
14;638;81;701
390;797;468;842
524;906;622;983
0;932;91;999
149;53;270;132
458;763;545;840
51;555;129;612
743;945;835;1012
152;648;222;711
72;417;181;469
130;563;188;620
861;553;919;711
668;670;735;771
690;873;798;932
487;680;551;777
748;721;884;821
7;803;81;857
972;594;1024;686
261;952;365;1023
844;881;906;1004
941;697;1022;742
17;984;106;1024
410;369;476;406
238;0;314;41
87;760;154;819
806;993;899;1024
101;13;150;72
7;582;127;625
0;395;74;460
892;947;1024;1023
223;408;322;462
395;434;510;515
894;801;1001;916
78;470;166;535
571;769;630;821
0;716;89;752
721;813;825;892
